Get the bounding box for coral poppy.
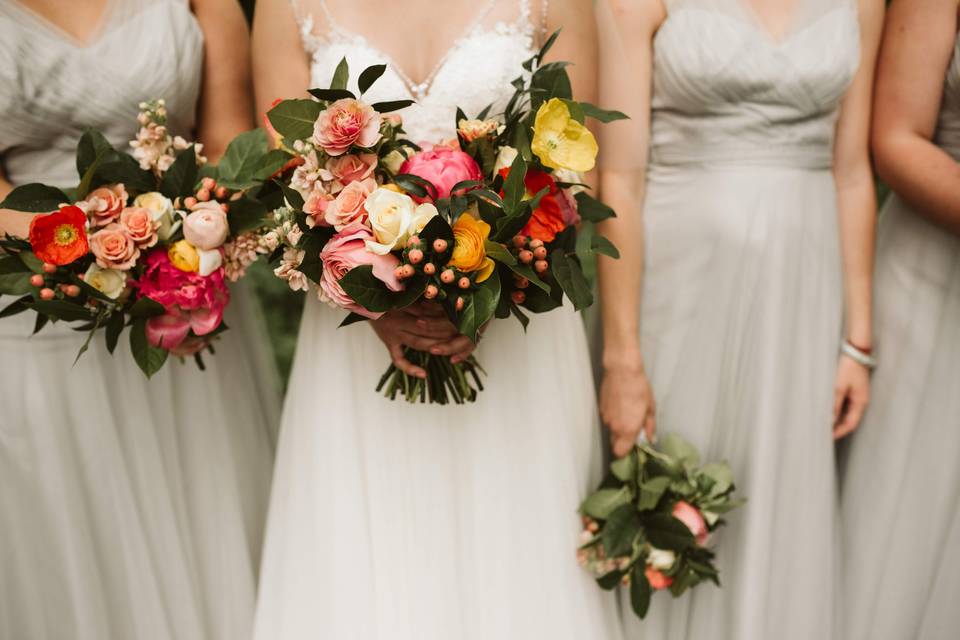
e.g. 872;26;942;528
28;205;89;266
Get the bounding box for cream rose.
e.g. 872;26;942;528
83;263;126;299
494;145;519;173
134;192;178;241
647;548;677;571
363;188;437;255
183;202;229;250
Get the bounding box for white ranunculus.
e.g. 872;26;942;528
647;547;677;571
134;192;178;241
494;145;519;172
364;187;418;255
196;248;223;277
84;263;126;299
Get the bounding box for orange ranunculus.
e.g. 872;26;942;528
28;205;89;265
645;566;674;591
448;214;495;282
498;167;572;243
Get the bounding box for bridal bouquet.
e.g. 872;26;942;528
0;100;283;376
258;33;626;403
578;434;745;619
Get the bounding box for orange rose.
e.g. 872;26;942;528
28;206;89;266
448;214;495;282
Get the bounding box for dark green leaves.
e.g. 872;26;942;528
643;514;696;552
0;255;33;295
76;128;113;178
501;153;527;215
630;566;653;619
551;251;593;310
602;504;642;557
105;310;124;354
458;275;500;343
338;265;394;314
0;184;70;212
130;317;168;378
128;296;166;318
159;145;199;200
371;99;416;113
581;486;632;520
576;192;616;222
216;129;269;189
308;88;356;102
227;197;269;235
26;300;96;322
579;102;630;123
268;99;323;141
330;57;350;91
358;64;387;94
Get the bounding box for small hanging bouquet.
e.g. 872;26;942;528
577;434;745;619
257;32;627;403
0;100;285;376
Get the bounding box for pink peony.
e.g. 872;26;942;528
183;201;229;250
318;222;402;318
399;146;483;203
326;153;377;186
89;224;139;270
672;501;709;546
119;206;159;248
312;98;383;156
324;178;376;229
83;184;128;227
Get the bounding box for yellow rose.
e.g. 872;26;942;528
448;214;495;283
168;239;200;273
531;98;599;173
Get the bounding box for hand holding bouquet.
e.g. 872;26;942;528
578;434;745;619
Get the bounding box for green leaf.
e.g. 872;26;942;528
339;311;368;328
253;149;296;181
458;274;500;343
700;462;735;497
575;192;616;222
130;318;168;378
483;239;516;266
660;433;701;468
94;155;155;193
128;296;166;318
358;63;387;94
585;234;620;259
338;265;394;314
105;310;124;354
509;301;529;330
596;570;625;591
268;99;323;141
0;255;33;295
393;173;434;199
307;88;356;102
643;513;696;551
276;179;306;212
610;451;638;483
0;295;31;318
505;262;550;293
217;129;269;186
561;99;586;124
629;566;653;619
76;128;113;178
76;148;112;200
537;29;561;63
579;102;630;123
26;299;96;322
390;275;427;310
602;504;642;557
297;232;328;283
18;251;43;273
159;145;199;200
502;153;527;215
227;197;269;235
0;184;70;212
580;486;632;520
330;57;349;91
371;99;416;113
637;476;672;511
551;251;593;310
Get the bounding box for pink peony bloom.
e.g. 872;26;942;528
399;146;483;203
89;224;140;270
119;206;159;248
183;201;229;250
672;501;709;546
312;98;383;156
83;184;129;227
324;177;376;230
326;153;378;186
318;222;401;318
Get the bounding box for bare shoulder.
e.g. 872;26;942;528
594;0;667;35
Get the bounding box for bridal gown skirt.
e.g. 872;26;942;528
254;299;623;640
0;285;279;640
839;196;960;640
620;165;843;640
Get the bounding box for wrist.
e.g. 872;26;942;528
602;345;645;374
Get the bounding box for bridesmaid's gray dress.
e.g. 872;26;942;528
621;1;860;638
840;30;960;640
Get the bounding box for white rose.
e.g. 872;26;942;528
134;192;179;241
84;263;126;299
409;202;439;236
196;248;223;277
647;547;677;571
494;145;519;172
364;188;418;255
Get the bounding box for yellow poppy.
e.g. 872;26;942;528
531;98;599;173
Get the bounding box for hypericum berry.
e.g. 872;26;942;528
511;290;526;304
512;235;527;249
39;287;55;301
455;296;465;311
423;263;437;275
424;284;439;299
533;246;548;260
29;274;45;287
196;188;211;202
440;269;456;284
184;196;198;208
401;264;415;279
201;177;216;191
519;250;534;264
42;262;57;274
529;239;544;250
407;235;421;248
64;285;81;298
515;277;530;289
433;238;448;253
214;186;229;200
534;260;549;274
458;277;470;289
394;266;406;280
220;203;230;213
408;249;424;265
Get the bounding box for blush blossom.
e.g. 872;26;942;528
119;206;159;248
325;177;376;230
303;184;335;227
183;201;229;250
89;224;139;270
672;501;709;546
82;184;129;227
399;146;483;202
318;222;402;318
326;153;377;186
312;98;383;156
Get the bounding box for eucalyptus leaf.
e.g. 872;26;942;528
637;476;672;511
660;433;701;468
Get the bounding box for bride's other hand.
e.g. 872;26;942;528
370;304;462;379
600;355;656;458
832;355;871;440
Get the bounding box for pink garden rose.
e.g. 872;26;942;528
183;201;229;250
324;178;376;230
672;501;709;546
318;222;402;318
312;98;383;156
399;146;483;203
326;153;377;186
303;184;335;226
119;206;159;248
89;224;139;270
83;184;128;227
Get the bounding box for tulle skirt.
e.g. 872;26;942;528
839;195;960;640
253;297;623;640
0;285;279;640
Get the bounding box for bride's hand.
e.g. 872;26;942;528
369;303;473;378
832;355;871;440
600;359;656;458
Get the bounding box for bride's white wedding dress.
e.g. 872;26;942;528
0;1;279;638
253;1;622;639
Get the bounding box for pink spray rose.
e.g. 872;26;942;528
183;201;229;250
399;146;483;202
82;184;128;227
324;178;376;230
89;224;139;270
672;501;709;546
326;153;377;186
312;98;383;156
119;206;159;248
318;222;402;318
303;184;335;226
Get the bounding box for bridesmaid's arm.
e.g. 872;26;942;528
0;166;33;238
595;0;665;455
872;0;960;235
830;0;884;439
191;0;256;161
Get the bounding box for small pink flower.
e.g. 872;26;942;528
303;184;335;226
119;206;159;248
327;153;377;186
83;184;129;227
183;201;229;250
89;224;139;270
672;501;709;546
318;222;401;318
399;146;483;203
325;178;376;230
312;98;383;156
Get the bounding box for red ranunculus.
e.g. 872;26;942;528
498;167;577;243
28;205;89;265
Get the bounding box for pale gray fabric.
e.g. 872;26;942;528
839;33;960;640
619;1;859;638
0;2;280;639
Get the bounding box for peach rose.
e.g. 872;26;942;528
672;501;709;546
183;202;229;250
119;206;159;248
83;184;128;227
89;224;139;270
325;177;376;230
303;185;335;227
327;153;377;186
312;98;383;156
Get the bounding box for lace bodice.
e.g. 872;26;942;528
292;0;546;144
0;0;203;187
650;0;860;169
